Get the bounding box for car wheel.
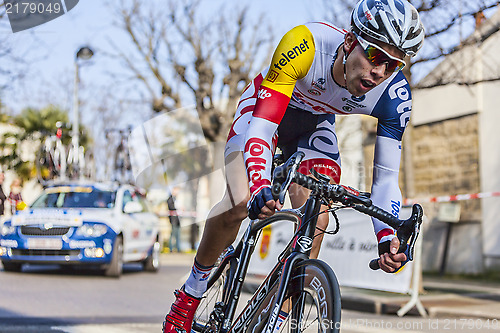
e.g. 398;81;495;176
2;261;23;272
143;238;161;272
104;236;123;278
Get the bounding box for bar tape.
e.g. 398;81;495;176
404;191;500;205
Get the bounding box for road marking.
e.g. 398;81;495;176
51;323;159;333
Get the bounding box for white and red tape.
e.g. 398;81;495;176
404;191;500;205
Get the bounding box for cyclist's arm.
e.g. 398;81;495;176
244;25;315;199
370;72;412;245
370;135;403;244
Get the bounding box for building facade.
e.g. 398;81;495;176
411;8;500;273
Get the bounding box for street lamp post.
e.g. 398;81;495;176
72;46;93;179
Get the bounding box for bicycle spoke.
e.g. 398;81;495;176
291;293;317;332
261;260;340;333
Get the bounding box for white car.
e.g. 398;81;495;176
0;182;162;277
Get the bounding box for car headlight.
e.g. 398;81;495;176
1;224;16;236
76;224;108;237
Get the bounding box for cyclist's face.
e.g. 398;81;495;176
343;32;405;97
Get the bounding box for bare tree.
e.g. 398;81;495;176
411;0;500;86
0;3;43;102
111;0;272;143
107;0;274;233
0;4;17;90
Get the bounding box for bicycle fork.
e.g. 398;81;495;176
222;223;288;333
263;194;322;333
221;225;262;332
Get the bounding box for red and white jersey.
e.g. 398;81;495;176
227;22;413;242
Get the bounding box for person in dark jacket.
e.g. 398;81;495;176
167;188;181;253
0;171;6;217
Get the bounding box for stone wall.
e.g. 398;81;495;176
361;113;483;273
412;113;481;223
411;113;483;274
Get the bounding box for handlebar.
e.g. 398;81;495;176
271;152;424;271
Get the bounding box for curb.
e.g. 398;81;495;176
341;289;500;320
158;253;500;320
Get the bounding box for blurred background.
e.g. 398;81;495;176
1;0;500;276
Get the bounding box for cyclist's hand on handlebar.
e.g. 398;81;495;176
378;237;408;273
248;187;283;220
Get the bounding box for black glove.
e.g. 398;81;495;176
378;238;410;273
248;187;274;220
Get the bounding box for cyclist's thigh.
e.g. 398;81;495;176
208;151;249;218
286;113;342;207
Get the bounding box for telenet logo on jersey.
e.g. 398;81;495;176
5;0;80;33
273;38;311;71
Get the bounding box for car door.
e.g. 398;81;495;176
121;189;144;261
133;190;159;256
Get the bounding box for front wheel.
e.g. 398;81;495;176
104;236;123;277
2;261;23;272
250;259;341;333
143;238;161;272
191;248;236;332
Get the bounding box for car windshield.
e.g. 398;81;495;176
31;186;116;209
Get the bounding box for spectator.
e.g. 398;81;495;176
0;171;6;217
167;188;181;253
8;178;24;215
190;223;199;252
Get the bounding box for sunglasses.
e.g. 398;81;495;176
353;32;406;72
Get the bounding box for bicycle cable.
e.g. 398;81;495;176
292;204;344;241
314;206;342;238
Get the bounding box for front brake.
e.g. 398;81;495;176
369;204;423;270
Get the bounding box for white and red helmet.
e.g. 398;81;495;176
351;0;425;57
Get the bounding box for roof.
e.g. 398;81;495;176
416;7;500;89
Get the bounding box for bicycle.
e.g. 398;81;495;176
66;142;86;179
190;151;423;333
36;122;67;183
105;127;133;184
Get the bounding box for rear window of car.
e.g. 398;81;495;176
31;186;116;209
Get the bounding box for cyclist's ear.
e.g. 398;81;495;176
344;32;356;53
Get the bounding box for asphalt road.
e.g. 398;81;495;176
0;254;191;331
1;254;500;333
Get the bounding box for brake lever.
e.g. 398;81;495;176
369;204;423;270
397;204;423;260
271;152;305;203
405;208;423;261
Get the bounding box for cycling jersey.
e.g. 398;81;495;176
226;22;412;242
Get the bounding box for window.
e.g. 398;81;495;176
31;187;116;209
135;191;151;213
122;190;134;212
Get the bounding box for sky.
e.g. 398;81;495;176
1;0;319;117
0;0;324;183
2;0;492;117
1;0;497;182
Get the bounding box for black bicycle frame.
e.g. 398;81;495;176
204;190;325;333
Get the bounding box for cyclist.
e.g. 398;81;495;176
163;0;424;331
